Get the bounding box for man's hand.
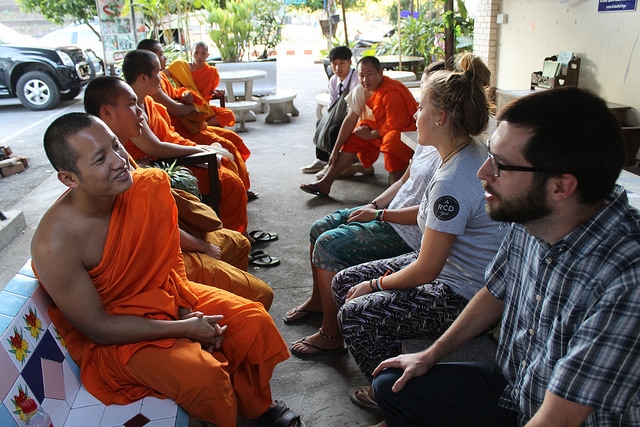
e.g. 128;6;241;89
182;312;227;351
201;242;221;259
180;91;194;105
372;352;436;392
347;207;377;223
346;281;374;302
354;125;375;140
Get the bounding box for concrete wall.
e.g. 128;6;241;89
494;0;640;124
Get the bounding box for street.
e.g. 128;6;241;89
0;95;83;211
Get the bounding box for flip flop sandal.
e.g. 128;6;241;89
249;230;279;242
290;337;348;358
257;400;306;427
249;250;280;267
349;385;379;410
282;307;321;324
299;183;329;198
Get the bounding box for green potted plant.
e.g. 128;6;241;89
199;0;254;63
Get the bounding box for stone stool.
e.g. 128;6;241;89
227;100;259;132
315;92;330;119
260;89;299;123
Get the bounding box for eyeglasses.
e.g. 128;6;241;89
487;140;561;177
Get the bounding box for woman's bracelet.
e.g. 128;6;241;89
375;210;383;221
381;209;387;222
369;279;377;291
368;200;379;209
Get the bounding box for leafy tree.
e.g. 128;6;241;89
287;0;361;14
251;0;284;59
17;0;97;25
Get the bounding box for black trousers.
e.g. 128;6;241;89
373;363;519;427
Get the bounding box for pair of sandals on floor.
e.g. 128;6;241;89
248;230;280;267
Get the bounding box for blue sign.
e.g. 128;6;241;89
598;0;637;12
400;10;419;19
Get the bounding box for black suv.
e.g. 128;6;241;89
0;23;101;110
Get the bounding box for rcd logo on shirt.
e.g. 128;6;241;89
433;196;459;221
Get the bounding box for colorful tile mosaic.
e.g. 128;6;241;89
0;261;187;427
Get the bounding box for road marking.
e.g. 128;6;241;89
0;101;81;145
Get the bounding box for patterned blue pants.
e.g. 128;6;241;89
310;207;413;272
333;251;469;380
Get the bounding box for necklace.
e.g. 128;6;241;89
440;140;471;165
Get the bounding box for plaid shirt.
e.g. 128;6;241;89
486;185;640;426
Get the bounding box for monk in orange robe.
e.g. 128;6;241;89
300;56;417;197
135;40;252;194
165;42;236;128
33;114;305;427
128;95;250;234
120;49;250;234
84;76;270;306
158;71;251;190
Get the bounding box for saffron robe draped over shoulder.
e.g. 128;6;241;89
124;96;249;233
40;169;288;426
166;60;236;128
342;76;417;173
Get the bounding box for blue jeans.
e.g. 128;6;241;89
373;363;518;427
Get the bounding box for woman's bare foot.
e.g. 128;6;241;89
290;328;346;357
282;305;322;324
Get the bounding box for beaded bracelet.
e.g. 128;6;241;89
368;200;379;209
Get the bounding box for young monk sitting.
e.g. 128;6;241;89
84;76;273;308
137;39;257;200
32;112;305;427
121;49;250;236
300;56;417;197
165;41;235;128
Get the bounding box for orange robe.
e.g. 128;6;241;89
40;169;288;427
173;189;273;308
342;76;417;173
124;96;249;233
160;73;251;190
166;60;236;127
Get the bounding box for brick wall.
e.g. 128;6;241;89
471;0;500;89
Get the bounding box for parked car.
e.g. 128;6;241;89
0;23;101;110
39;22;105;64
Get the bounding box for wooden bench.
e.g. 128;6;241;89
0;261;188;427
260;89;299;123
226;100;260;132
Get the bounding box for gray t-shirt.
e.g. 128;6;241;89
389;144;441;251
417;141;507;300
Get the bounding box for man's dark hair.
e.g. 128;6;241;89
84;76;127;117
498;87;624;204
122;49;157;85
329;46;352;61
43;113;98;174
357;56;382;72
137;38;161;51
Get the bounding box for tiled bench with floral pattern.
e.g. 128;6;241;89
0;260;189;427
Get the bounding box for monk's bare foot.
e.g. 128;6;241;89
299;182;330;198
